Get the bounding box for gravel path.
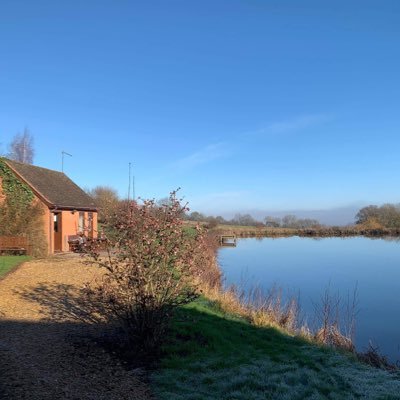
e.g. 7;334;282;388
0;254;152;400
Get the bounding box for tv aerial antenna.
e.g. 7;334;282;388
128;162;136;201
62;151;72;173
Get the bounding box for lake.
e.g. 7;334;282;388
218;236;400;362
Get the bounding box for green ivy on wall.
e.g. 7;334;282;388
0;158;34;207
0;158;48;255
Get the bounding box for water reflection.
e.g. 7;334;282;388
218;236;400;362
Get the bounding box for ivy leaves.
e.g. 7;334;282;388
0;159;34;207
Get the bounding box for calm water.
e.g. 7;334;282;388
218;236;400;362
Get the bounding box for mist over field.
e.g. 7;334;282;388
207;204;364;226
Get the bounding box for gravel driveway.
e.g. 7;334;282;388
0;254;152;400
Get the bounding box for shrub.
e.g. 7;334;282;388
85;191;218;356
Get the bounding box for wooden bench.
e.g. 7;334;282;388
0;236;28;255
68;235;86;252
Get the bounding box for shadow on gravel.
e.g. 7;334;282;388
14;282;100;323
0;283;153;400
0;319;151;400
13;282;169;369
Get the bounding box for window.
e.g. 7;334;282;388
78;212;85;232
54;213;59;232
88;212;93;237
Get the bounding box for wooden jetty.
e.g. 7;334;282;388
219;235;237;247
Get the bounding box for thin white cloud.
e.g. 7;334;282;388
170;113;331;171
245;114;332;137
173;142;231;170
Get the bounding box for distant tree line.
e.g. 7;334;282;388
185;211;322;229
187;203;400;230
264;215;321;229
186;212;261;228
355;204;400;228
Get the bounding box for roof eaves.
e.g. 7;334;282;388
49;205;98;212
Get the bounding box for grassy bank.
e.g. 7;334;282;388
152;297;400;400
0;255;31;278
212;224;400;238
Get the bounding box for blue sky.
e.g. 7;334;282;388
1;1;400;220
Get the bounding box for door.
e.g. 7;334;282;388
53;212;62;252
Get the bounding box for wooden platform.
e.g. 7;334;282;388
219;235;237;246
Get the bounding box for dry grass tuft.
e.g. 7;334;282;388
358;342;398;371
200;284;300;334
200;279;358;356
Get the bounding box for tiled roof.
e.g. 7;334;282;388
4;159;97;210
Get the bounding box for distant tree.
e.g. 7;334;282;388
231;213;258;226
377;204;400;228
355;205;380;225
87;185;119;223
281;215;320;229
156;197;172;207
281;215;298;228
264;216;281;228
8;128;34;164
186;212;228;226
355;204;400;228
297;218;321;228
215;216;227;224
189;211;206;221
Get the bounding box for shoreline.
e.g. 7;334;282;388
212;225;400;239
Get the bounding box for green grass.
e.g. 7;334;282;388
182;225;198;238
0;255;31;278
152;298;400;399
